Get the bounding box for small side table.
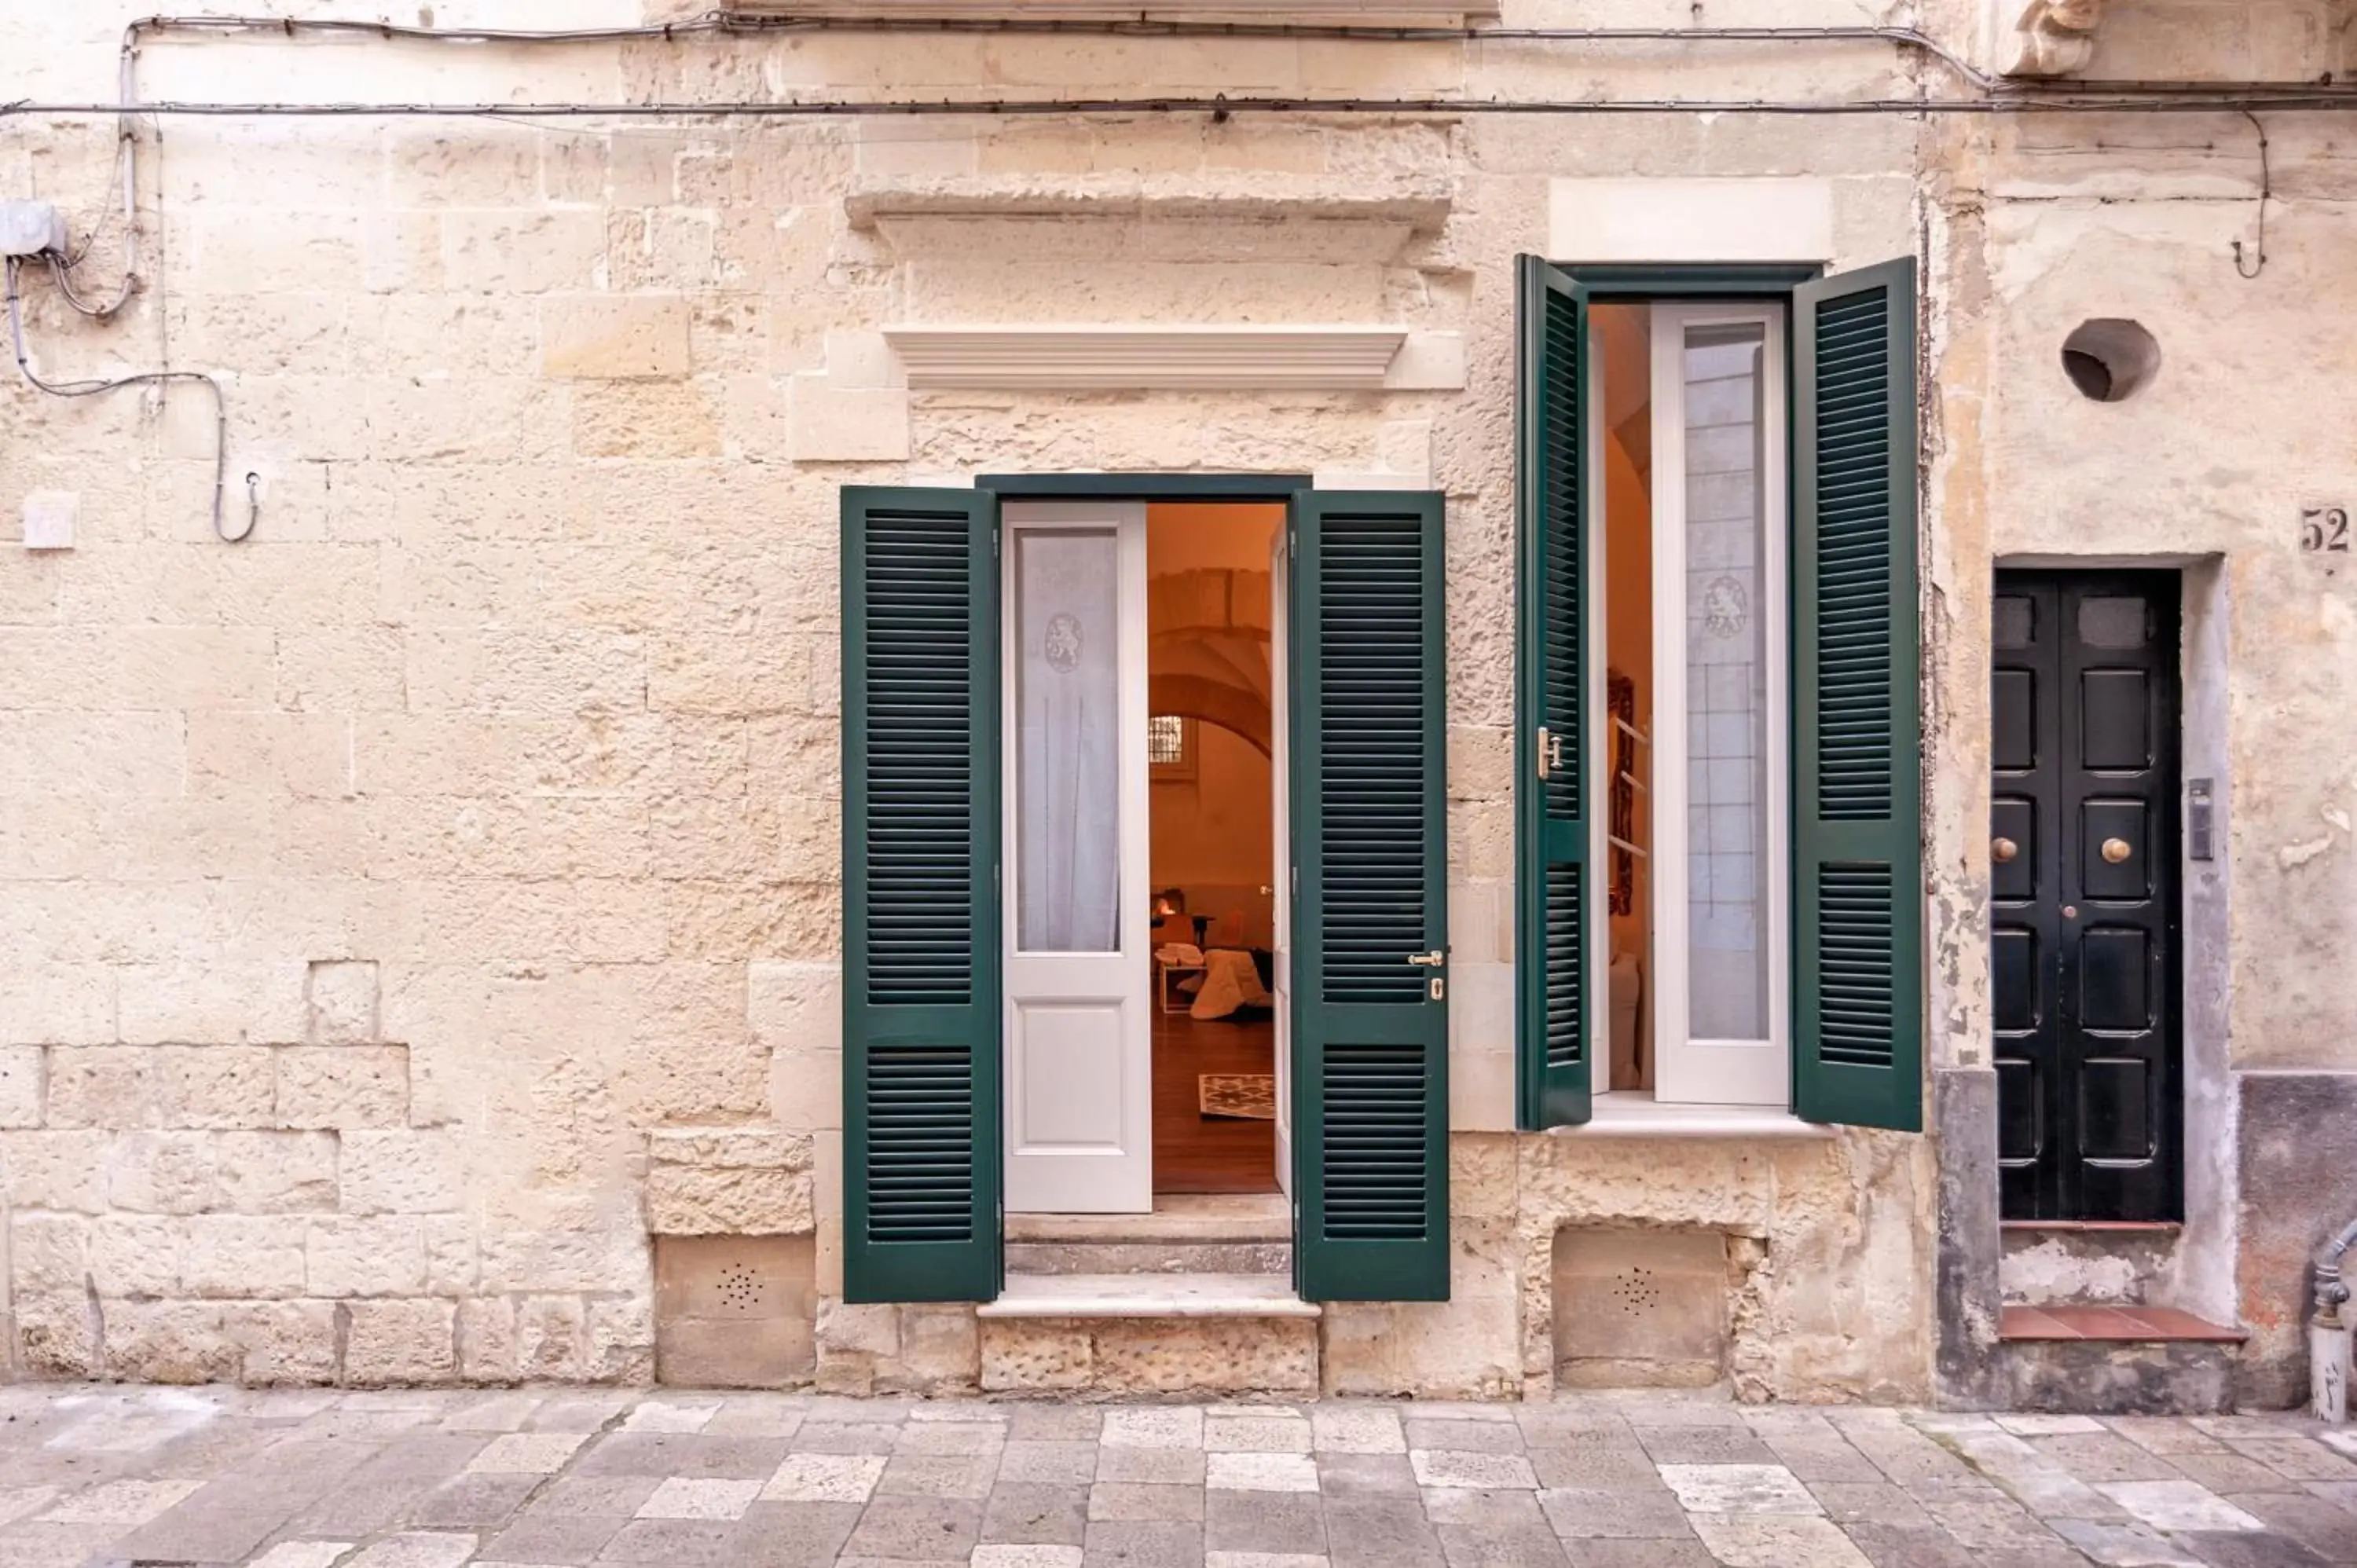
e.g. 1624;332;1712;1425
1157;960;1204;1015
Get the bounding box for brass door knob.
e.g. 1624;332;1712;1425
2102;837;2132;864
1992;837;2018;863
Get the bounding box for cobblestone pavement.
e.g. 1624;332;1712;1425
4;1388;2357;1568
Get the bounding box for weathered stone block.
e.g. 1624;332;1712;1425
343;1297;458;1384
154;1047;277;1130
342;1130;467;1214
456;1296;520;1383
106;1299;242;1384
15;1293;98;1378
978;1317;1316;1395
44;1049;158;1130
977;1320;1092;1394
518;1294;589;1380
275;1046;409;1129
644;1165;813;1236
1552;1228;1733;1390
573;381;722;459
307;1216;429;1298
789;383;911;463
586;1294;658;1383
2;1132;107;1212
91;1214;182;1297
542;295;693;379
654;1233;817;1388
424;1215;479;1295
0;1046;39;1127
892;1304;981;1391
306;960;380;1044
226;1300;340;1385
11;1212;90;1291
214;1130;340;1214
105;1131;222;1214
184;1215;309;1299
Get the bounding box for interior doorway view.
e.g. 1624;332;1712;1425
1000;500;1285;1215
1146;504;1286;1196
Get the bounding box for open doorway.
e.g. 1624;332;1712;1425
1146;503;1285;1194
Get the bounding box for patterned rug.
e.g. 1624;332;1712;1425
1197;1074;1277;1120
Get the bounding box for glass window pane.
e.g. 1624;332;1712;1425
1016;529;1122;952
1681;324;1770;1041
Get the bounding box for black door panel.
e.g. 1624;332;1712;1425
1992;571;2181;1222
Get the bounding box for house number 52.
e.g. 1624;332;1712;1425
2302;506;2352;554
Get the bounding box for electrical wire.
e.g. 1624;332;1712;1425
2234;108;2271;279
43;44;140;317
8;92;2357;119
5;256;247;542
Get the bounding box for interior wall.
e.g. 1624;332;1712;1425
1151;724;1274;943
1148;504;1281;950
1596;304;1655;1090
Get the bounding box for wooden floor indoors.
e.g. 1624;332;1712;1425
1152;1007;1278;1195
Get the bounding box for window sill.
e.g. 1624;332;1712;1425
1547;1092;1838;1140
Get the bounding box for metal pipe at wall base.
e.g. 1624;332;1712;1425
2317;1318;2352;1424
2313;1218;2357;1423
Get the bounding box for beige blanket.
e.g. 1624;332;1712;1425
1189;948;1272;1020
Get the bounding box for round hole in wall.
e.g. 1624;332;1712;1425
2060;318;2161;403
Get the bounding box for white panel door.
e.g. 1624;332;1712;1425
1003;502;1153;1214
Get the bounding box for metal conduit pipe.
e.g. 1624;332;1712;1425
2316;1218;2357;1423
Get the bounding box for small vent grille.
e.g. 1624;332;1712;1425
716;1262;764;1313
1816;863;1896;1068
1545;863;1584;1069
1319;1042;1428;1243
1541;284;1585;823
1812;284;1896;822
865;1039;976;1244
863;510;977;1006
1317;515;1428;1006
1611;1265;1662;1315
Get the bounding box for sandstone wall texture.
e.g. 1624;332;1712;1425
1;0;2352;1399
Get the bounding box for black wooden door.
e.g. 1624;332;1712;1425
1991;571;2182;1222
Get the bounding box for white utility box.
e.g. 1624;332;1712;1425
0;201;67;258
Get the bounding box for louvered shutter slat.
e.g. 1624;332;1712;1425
1291;490;1451;1303
1514;256;1593;1129
1792;261;1925;1133
843;486;1003;1302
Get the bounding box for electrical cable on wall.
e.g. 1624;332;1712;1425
5;255;252;543
2234;108;2271;279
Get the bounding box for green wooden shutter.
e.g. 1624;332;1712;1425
1514;256;1593;1130
1289;489;1450;1302
1792;259;1924;1132
841;485;1003;1302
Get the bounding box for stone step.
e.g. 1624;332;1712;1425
1004;1239;1292;1276
1003;1192;1290;1246
980;1272;1321;1320
1999;1303;2245;1414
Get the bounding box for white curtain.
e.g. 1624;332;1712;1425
1017;530;1120;952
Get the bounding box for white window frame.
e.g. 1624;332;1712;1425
1588;301;1791;1107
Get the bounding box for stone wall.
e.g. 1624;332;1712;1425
0;0;2352;1400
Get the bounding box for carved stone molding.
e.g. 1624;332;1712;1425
2002;0;2106;77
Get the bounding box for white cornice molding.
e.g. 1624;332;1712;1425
885;325;1413;390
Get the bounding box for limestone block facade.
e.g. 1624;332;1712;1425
0;0;2353;1408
